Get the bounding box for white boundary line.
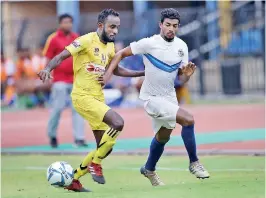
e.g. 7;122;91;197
1;166;264;172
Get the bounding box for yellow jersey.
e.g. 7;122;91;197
65;32;115;98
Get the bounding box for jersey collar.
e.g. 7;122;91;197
159;34;176;46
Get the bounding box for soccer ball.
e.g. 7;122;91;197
46;161;74;187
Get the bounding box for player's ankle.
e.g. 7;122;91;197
74;173;81;180
74;168;85;179
190;158;199;164
91;161;101;165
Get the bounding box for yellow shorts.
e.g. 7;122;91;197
72;95;110;131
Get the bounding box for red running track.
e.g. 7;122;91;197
1;104;265;148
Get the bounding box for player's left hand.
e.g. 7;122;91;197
181;62;196;77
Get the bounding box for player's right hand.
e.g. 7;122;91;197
38;69;53;83
181;62;196;77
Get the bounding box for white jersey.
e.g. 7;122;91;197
130;34;189;102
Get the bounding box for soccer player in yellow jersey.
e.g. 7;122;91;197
38;9;144;192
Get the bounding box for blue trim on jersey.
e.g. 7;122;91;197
144;53;182;73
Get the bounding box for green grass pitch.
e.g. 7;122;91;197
1;155;265;198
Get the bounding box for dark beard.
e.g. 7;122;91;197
163;35;174;42
101;29;115;43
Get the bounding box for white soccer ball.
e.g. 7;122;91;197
46;161;74;188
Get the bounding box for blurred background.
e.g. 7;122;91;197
1;0;265;110
1;3;265;196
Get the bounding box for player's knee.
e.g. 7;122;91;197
105;110;124;131
183;114;194;126
112;118;124;131
156;135;170;144
158;137;170;144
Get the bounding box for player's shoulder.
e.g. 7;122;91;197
151;34;162;40
79;32;95;40
132;34;158;46
143;34;160;42
174;37;188;48
74;32;96;46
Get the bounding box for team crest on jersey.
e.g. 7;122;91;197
94;48;99;56
72;41;80;48
178;49;184;57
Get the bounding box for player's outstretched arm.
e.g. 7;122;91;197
113;66;144;77
45;49;71;72
104;46;134;82
38;50;71;83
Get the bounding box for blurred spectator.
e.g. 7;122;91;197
31;46;51;106
32;46;47;72
15;48;35;94
1;51;16;107
42;14;86;148
14;48;49;108
174;76;191;104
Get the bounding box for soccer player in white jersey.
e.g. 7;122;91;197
103;8;210;186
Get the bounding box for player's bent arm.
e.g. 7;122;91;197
44;49;71;72
105;46;134;81
113;66;144;77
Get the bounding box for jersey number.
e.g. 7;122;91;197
101;54;107;64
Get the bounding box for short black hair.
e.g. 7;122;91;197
160;8;181;24
98;8;119;24
58;14;73;23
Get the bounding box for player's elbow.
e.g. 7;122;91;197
113;67;120;76
58;50;71;62
117;46;132;59
115;50;124;60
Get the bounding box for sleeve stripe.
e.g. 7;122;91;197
42;32;57;56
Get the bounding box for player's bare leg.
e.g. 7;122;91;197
93;130;105;146
141;127;172;186
89;109;124;184
176;108;210;179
